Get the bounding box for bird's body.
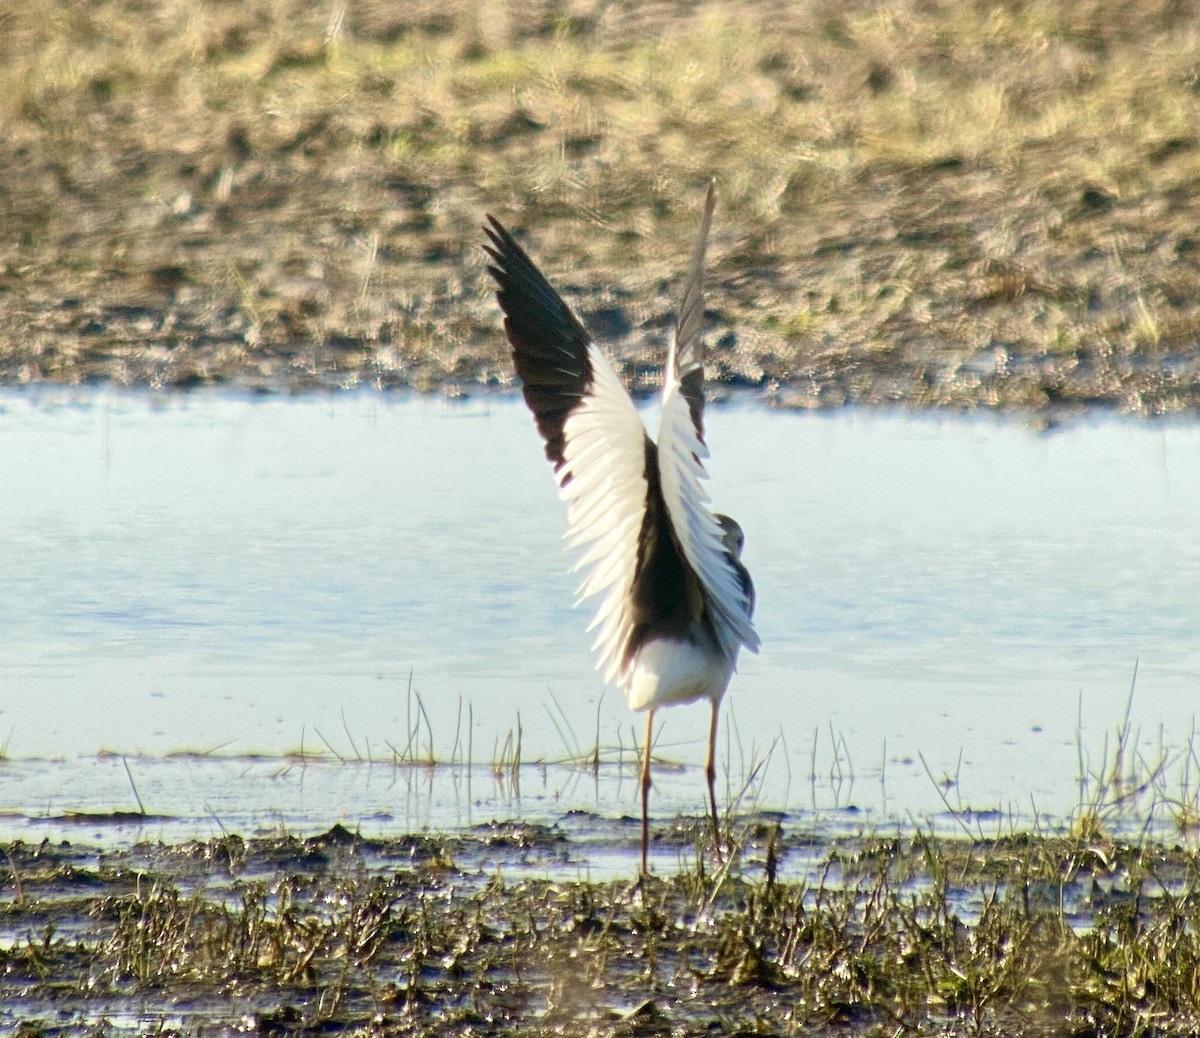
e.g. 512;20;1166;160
626;634;731;712
484;183;759;872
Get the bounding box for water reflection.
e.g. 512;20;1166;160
1;389;1197;835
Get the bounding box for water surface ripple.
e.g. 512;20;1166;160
2;389;1197;844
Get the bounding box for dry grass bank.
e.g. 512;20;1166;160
1;0;1199;411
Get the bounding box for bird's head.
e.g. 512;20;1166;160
714;514;745;558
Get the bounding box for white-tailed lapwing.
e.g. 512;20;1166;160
484;182;760;873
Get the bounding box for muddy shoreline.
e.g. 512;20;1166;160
5;822;1200;1036
5;178;1198;417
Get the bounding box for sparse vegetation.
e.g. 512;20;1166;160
3;818;1200;1035
0;0;1198;412
1;693;1199;1034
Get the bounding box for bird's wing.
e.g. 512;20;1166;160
657;183;761;659
484;216;649;686
483;216;592;475
666;180;715;443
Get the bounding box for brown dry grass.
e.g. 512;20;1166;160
1;0;1199;411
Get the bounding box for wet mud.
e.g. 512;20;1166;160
4;820;1200;1036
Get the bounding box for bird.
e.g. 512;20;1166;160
483;182;759;874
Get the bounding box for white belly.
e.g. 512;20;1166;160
624;637;736;712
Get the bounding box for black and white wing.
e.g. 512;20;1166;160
484;217;649;685
656;183;761;660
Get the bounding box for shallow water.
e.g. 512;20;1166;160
2;389;1198;846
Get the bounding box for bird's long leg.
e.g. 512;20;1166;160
640;708;655;875
706;701;724;866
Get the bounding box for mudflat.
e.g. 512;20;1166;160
5;820;1200;1035
2;0;1199;412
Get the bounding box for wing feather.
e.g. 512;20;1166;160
666;180;715;442
486;217;650;687
558;345;650;685
658;389;760;659
483;216;591;475
658;182;760;660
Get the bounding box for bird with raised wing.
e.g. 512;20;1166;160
483;183;759;873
